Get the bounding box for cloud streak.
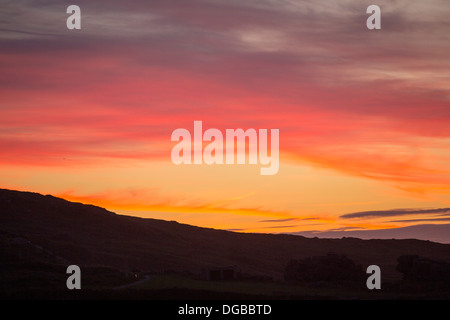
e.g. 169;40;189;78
341;208;450;219
2;1;449;169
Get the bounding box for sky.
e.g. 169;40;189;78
1;0;450;238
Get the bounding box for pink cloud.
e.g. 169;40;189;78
1;0;449;189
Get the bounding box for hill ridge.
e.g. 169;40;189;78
1;188;450;282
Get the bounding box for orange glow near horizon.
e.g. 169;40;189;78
2;1;450;238
54;190;407;234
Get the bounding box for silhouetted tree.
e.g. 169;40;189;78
396;255;450;292
284;253;364;284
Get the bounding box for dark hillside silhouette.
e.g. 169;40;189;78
284;253;365;284
1;188;450;298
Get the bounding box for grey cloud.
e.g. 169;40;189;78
341;208;450;219
2;0;450;120
392;217;450;223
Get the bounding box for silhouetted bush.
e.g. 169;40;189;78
284;253;364;284
396;255;450;292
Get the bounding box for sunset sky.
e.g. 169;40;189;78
2;0;450;236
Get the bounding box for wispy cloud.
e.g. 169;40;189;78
259;218;298;223
392;216;450;223
2;0;450;192
341;208;450;219
259;217;319;223
56;188;295;220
